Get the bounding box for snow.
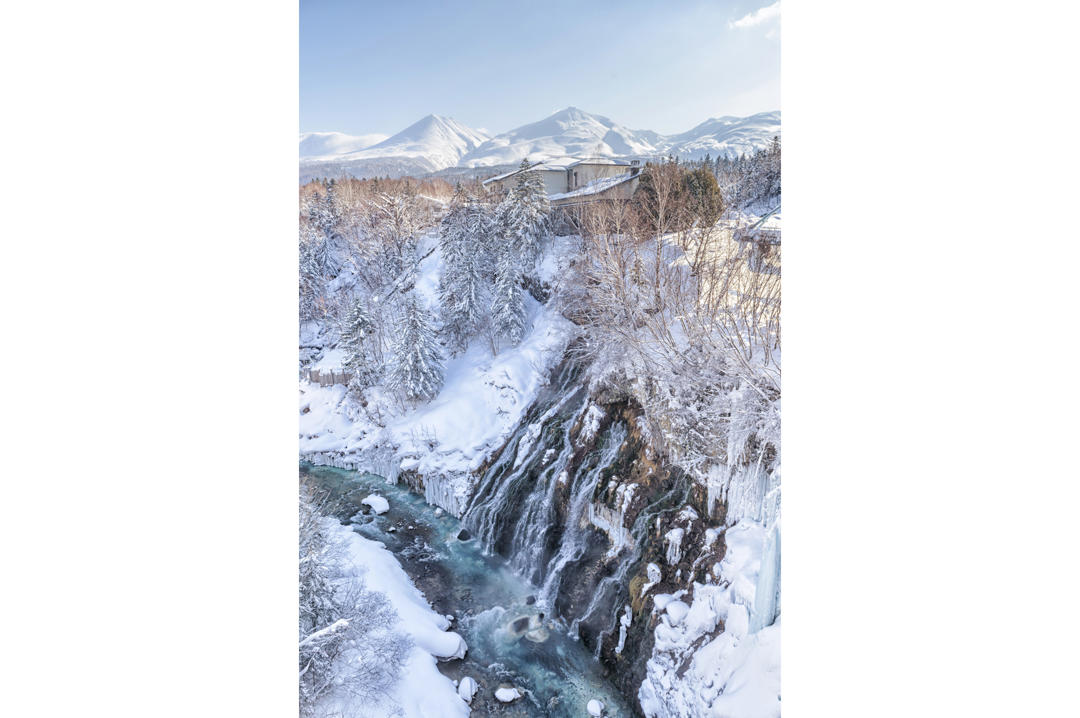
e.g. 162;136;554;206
638;520;780;718
547;172;637;201
321;518;469;718
456;676;478;704
587;698;606;716
494;686;521;702
299;130;390;159
664;600;690;625
303;108;780;180
325;114;489;170
300;239;577;516
362;494;390;514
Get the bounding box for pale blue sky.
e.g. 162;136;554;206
300;0;779;137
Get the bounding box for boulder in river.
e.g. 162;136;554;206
457;528;472;541
511;616;530;633
525;595;536;605
494;686;521;703
457;676;478;704
361;494;389;514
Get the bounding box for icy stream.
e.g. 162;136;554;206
301;463;634;717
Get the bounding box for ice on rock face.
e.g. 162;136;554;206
361;494;389;514
664;527;685;564
615;605;632;655
457;676;478;704
750;519;781;633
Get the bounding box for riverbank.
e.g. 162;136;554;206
302;463;634;717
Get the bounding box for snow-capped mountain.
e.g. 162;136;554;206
658;111;780;160
299;108;779;180
299;114;490;181
299;131;390;159
458;107;657;168
305;114;488;168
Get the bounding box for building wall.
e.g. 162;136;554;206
490;169;568;195
570;163;633;189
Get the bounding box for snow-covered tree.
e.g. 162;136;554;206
339;298;381;392
388;293;444;401
490;241;527;346
438;195;491;352
299;481;411;716
497;159;550;277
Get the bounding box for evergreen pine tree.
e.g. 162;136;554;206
499;159;550;276
340;298;380;391
388;294;444;401
438;196;491;353
490;241;526;346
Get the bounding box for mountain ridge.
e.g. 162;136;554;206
300;107;780;180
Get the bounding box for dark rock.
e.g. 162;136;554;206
457;529;472;541
511;617;530;633
525;595;536;605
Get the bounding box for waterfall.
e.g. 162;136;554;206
536;422;628;607
570;476;691;655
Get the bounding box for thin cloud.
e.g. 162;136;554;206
730;1;780;29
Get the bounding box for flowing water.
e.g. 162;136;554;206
301;462;635;717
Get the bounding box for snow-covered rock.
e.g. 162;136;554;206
638;520;780;718
665;600;690;625
362;494;389;514
494;686;522;703
456;676;478;704
587;698;606;716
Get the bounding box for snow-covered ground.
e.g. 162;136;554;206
638;520;781;718
320;517;470;718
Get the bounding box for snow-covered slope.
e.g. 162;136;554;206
333;114;490;170
300;131;391;159
459;107;657;167
299;232;579;516
658;111;781;160
300;115;490;180
319;518;470;718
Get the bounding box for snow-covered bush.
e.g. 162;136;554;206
299;482;411;716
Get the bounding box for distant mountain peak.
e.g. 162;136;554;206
299;109;780;178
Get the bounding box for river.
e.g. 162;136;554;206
300;462;634;717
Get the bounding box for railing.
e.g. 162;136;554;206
305;366;353;387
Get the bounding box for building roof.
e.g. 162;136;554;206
481;162;570;186
566;157;633;168
548;172;638;201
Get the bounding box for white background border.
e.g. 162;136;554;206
3;1;1078;715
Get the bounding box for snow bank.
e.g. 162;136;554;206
324;519;469;718
638;519;780;718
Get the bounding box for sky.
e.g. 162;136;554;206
300;0;779;137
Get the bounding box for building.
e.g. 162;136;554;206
482;157;642;207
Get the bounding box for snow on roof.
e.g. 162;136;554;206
481;163;568;185
548;172;637;201
567;157;632;167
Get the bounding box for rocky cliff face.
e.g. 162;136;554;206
365;356;762;716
